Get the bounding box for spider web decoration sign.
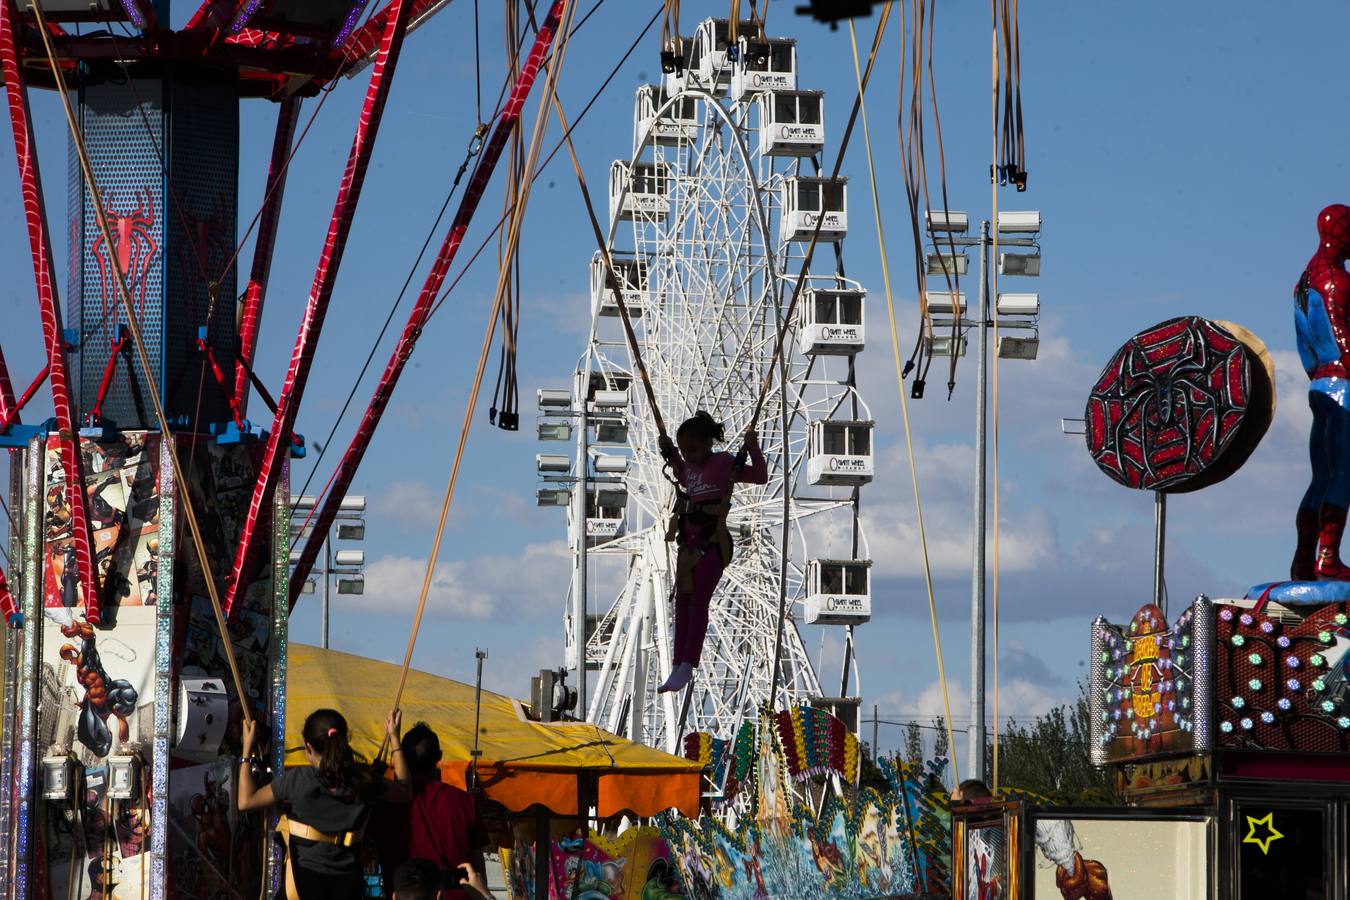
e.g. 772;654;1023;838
1085;316;1273;493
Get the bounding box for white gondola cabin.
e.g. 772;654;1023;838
798;287;864;355
781;176;848;243
804;559;872;625
731;36;797;100
634;84;699;148
807;419;873;486
756;90;824;158
582;486;626;547
609;160;670;222
687;18;756;94
589;251;647;318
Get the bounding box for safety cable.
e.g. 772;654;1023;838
990;0;1003;793
29;0;252;719
848;16;959;780
382;0;579;746
288;0;643;516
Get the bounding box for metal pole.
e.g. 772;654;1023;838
469;648;486;790
1153;491;1167;614
872;703;879;761
968;219;991;783
571;371;589;718
321;536;331;649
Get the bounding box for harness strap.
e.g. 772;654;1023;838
275;815;365;900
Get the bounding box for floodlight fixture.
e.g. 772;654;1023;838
42;756;76;802
301;579;316;594
337;576;364;595
107;756;140;800
290;495;318;511
334;549;365;567
998;252;1041;277
925;209;969;234
996;210;1041;234
592;389;630;408
536;454;571;473
538;422;573;441
926;252;968;276
998;335;1040;360
537;389;572;409
338;495;366;513
996;292;1040;318
595;422;629;444
536;488;572;507
925;290;966;317
595;487;628;507
925;335;967;358
337;523;365;540
593;455;630;474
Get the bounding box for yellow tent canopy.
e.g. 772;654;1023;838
284;644;703;818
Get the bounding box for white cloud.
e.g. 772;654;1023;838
370;480;459;529
355;541;570;620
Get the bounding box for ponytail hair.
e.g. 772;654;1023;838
302;708;368;794
676;411;725;445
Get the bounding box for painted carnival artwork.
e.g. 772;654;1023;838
1088;597;1211;764
1029;814;1208;900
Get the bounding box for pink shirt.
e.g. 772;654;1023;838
669;444;768;501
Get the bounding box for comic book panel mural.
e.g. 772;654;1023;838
1089;597;1213;765
1029;814;1209;900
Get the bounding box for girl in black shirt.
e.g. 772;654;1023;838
239;707;411;899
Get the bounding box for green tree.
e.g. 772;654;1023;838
904;721;924;769
993;682;1118;804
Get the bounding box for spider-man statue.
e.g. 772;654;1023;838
58;619;138;757
1292;204;1350;580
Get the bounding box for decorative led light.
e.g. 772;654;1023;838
1337;614;1348;626
1167;699;1176;711
1232;696;1246;709
1182;634;1191;647
1161;657;1172;671
1277;635;1291;648
1240;613;1254;626
1287;656;1301;669
1249;652;1263;665
1112;709;1122;721
1231;635;1246;647
1278;698;1292;711
1126;708;1135;720
1261;711;1276;724
1314;678;1327;692
1100;711;1109;723
1100;651;1110;663
1182;697;1191;708
1249;678;1263;691
1312;654;1326;667
1220;720;1234;733
1322;700;1337;714
1240;717;1254;730
1340;717;1350;729
1220;608;1234;621
1124;688;1133;699
1320;631;1333;644
1288;678;1302;691
1260;620;1276;634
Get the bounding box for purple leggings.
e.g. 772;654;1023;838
673;547;725;668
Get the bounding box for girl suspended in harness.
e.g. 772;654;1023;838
657;411;768;694
238;708;411;899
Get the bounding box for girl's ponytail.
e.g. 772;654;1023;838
302;709;365;793
677;410;725;444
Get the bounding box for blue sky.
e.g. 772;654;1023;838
2;0;1348;758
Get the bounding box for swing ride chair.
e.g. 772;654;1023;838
589;250;648;318
755;89;824;158
803;558;872;626
807;419;875;487
684;17;757;96
634;84;699;150
781;175;848;243
798;284;865;356
540;16;873;752
609;160;671;223
730;35;797;102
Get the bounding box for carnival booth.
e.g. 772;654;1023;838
952;313;1348;899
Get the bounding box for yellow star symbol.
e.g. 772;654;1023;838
1243;813;1283;855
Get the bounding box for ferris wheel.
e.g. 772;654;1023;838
540;18;877;753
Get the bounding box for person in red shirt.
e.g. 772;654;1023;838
376;723;488;899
